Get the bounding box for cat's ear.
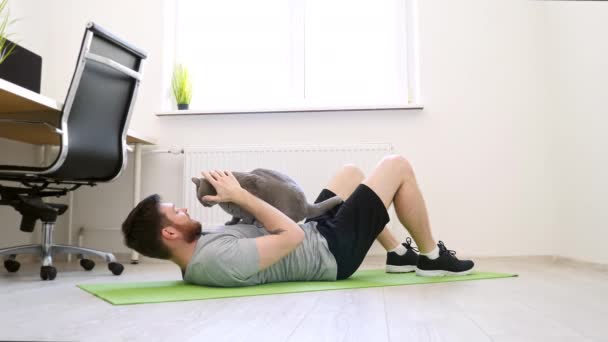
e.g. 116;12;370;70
192;177;201;187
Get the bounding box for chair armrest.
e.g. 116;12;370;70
0;119;63;135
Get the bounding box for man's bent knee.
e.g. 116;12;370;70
340;164;365;182
381;155;414;176
326;164;365;200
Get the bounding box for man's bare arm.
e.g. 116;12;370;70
232;189;305;270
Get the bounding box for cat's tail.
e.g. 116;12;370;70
306;196;344;219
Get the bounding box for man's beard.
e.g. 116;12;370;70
179;221;202;243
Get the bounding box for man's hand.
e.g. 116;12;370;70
200;170;245;203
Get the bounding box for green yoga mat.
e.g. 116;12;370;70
78;269;516;305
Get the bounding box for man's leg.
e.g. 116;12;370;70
361;154;474;277
362;155;436;252
323;164;402;252
322;157;473;277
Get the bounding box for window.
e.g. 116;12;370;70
169;0;419;113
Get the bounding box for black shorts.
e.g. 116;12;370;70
306;184;390;280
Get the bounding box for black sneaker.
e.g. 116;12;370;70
386;237;419;273
415;241;474;277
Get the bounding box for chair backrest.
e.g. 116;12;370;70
44;22;146;182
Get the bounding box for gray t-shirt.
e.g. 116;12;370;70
184;221;338;287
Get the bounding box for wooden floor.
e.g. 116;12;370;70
1;255;607;342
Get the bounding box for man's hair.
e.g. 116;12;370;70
122;194;172;260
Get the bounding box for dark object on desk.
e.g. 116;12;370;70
0;22;147;281
0;40;42;93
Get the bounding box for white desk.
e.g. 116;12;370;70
0;78;155;262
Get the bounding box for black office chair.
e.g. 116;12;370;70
0;22;147;280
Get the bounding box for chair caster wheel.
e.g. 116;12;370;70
80;258;95;271
40;266;57;280
108;262;124;275
4;259;20;273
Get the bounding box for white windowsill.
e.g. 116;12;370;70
156;103;424;116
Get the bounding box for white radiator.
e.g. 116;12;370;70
183;143;394;227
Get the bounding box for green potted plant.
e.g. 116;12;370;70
0;0;17;64
172;64;192;110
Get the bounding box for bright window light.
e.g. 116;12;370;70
173;0;418;111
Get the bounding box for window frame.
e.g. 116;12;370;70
159;0;422;116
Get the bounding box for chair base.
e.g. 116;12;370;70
0;222;123;280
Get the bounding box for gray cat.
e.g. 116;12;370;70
191;168;343;227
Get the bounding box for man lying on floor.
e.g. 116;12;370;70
121;155;474;287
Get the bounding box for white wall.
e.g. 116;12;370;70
543;2;608;264
5;0;599;262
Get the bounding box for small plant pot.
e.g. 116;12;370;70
177;103;189;110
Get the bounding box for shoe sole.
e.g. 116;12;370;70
386;265;416;273
415;267;474;277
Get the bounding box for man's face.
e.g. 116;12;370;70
159;203;202;243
